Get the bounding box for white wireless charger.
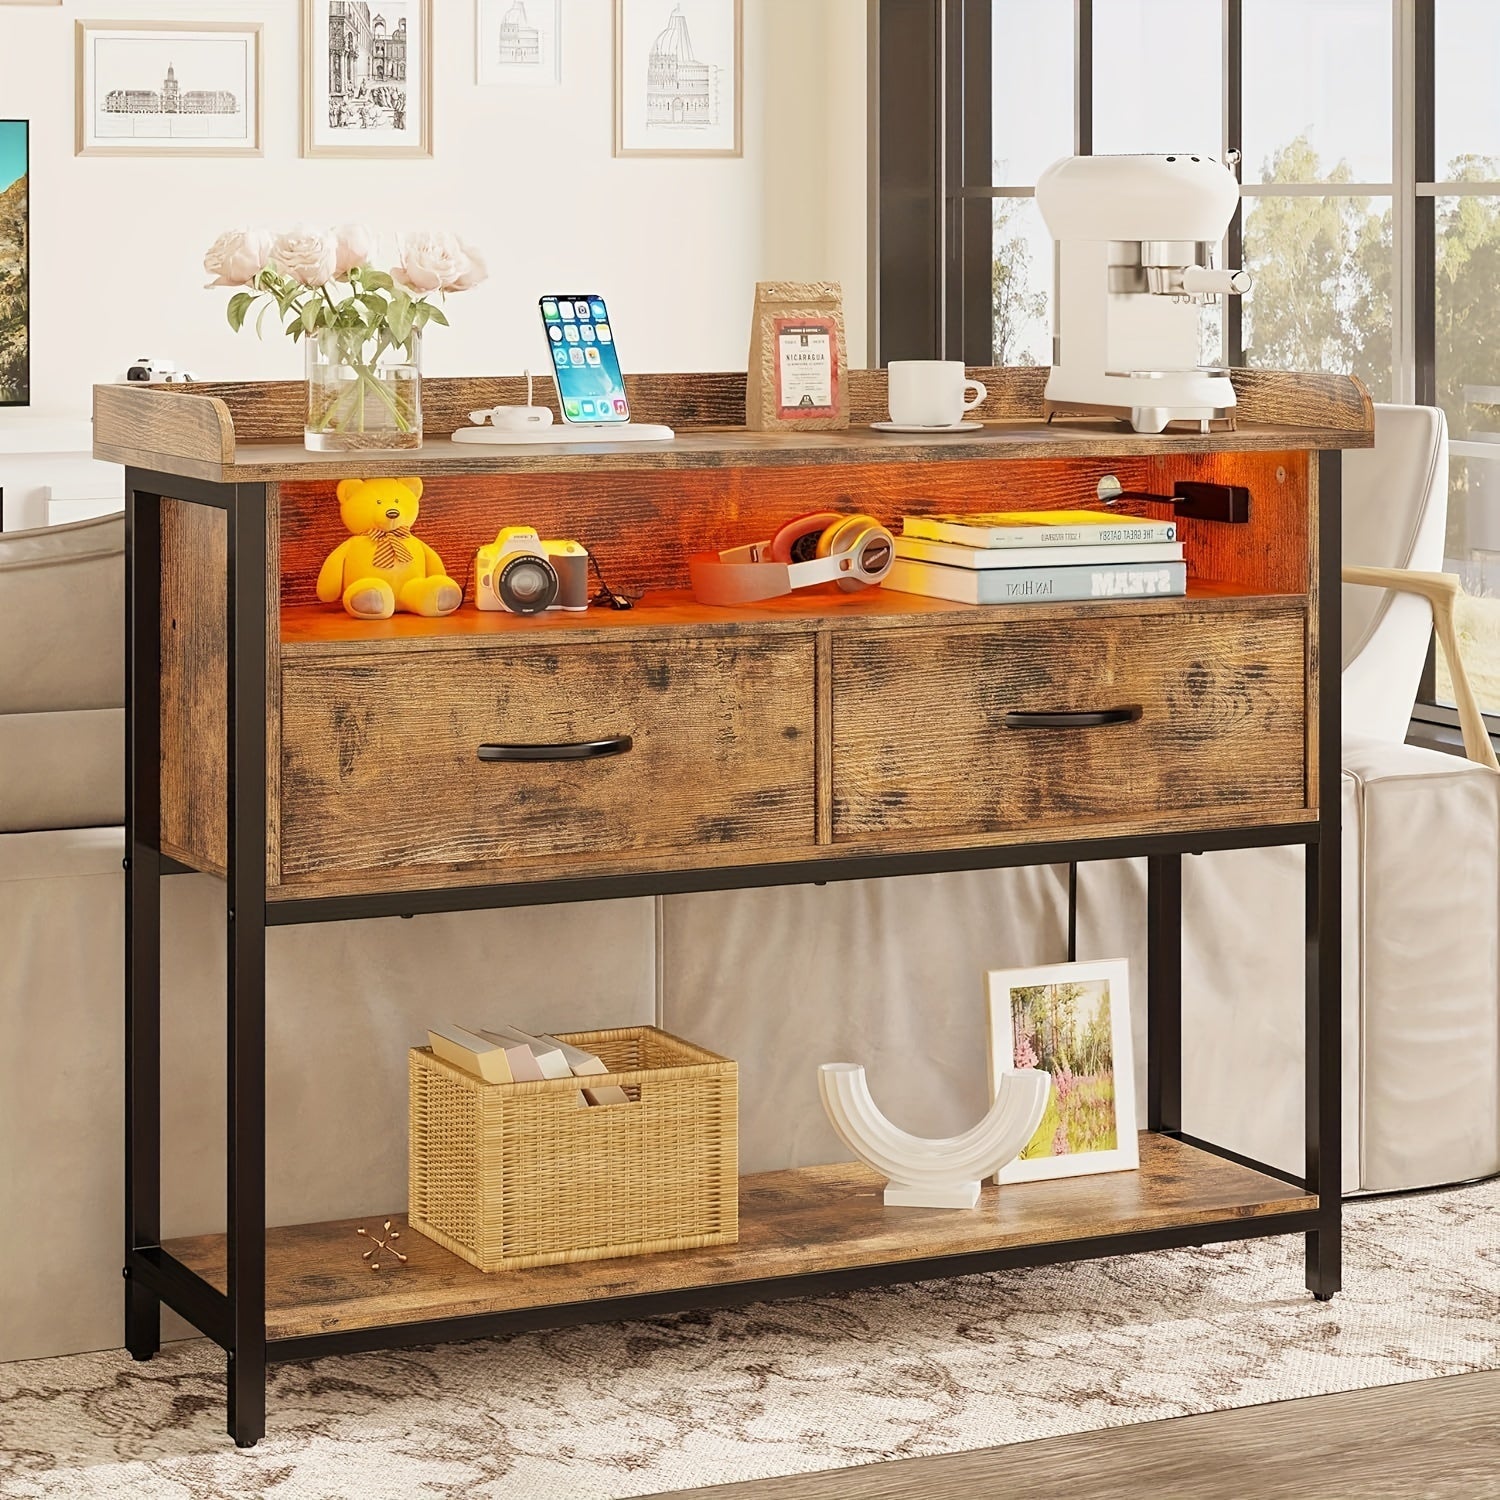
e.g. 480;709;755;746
452;369;675;446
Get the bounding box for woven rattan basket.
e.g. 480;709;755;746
408;1026;738;1272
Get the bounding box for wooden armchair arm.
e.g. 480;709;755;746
1342;564;1500;770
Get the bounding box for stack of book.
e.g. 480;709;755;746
427;1023;629;1105
883;510;1186;605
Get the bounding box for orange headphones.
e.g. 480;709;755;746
689;512;895;606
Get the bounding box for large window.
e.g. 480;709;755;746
1241;0;1393;400
935;0;1500;727
1432;0;1500;711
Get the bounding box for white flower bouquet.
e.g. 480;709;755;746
204;225;487;451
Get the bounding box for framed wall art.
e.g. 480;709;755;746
476;0;562;87
0;121;28;407
986;958;1139;1184
614;0;742;158
303;0;432;158
75;21;263;157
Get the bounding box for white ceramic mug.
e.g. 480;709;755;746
887;361;988;427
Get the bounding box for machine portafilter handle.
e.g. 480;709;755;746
1181;266;1252;296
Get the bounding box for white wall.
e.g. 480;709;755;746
0;0;870;525
0;0;868;415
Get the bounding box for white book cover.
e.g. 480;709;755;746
533;1033;630;1105
480;1025;573;1080
883;557;1188;605
428;1025;514;1084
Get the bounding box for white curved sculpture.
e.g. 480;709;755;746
818;1062;1052;1209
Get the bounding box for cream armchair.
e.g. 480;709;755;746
1341;564;1497;770
1176;404;1500;1193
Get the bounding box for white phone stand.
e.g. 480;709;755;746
451;368;675;446
487;405;554;432
453;421;676;446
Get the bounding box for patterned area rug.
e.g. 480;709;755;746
1;1182;1497;1499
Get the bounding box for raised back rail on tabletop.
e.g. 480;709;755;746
93;368;1374;482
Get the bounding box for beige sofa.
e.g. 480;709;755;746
0;514;659;1362
0;514;124;832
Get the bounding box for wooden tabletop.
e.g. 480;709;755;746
93;367;1375;484
105;420;1370;483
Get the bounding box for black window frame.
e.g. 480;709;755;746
872;0;1493;748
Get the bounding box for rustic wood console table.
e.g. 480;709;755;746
96;366;1369;1447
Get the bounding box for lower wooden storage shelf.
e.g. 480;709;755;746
165;1134;1313;1341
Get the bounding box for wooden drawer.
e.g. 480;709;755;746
278;637;815;882
831;607;1307;840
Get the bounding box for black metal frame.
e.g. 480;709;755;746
1307;449;1343;1297
123;458;1343;1445
1224;0;1244;364
872;0;947;362
265;1205;1323;1365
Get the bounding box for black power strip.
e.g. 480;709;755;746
1171;481;1251;524
1100;477;1251;524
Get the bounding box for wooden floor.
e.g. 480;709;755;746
646;1370;1500;1499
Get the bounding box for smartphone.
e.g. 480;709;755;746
539;294;630;424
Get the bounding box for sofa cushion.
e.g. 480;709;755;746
0;709;123;832
0;512;124;715
0;824;124;882
0;514;125;832
1342;732;1500;1191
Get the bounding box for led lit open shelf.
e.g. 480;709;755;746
163;1135;1314;1345
277;580;1297;654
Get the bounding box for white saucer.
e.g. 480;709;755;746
869;420;984;434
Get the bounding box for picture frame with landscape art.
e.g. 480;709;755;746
615;0;742;158
986;959;1138;1184
303;0;432;158
75;22;263;158
0;121;27;407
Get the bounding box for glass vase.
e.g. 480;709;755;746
304;328;422;452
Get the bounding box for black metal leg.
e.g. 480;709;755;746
124;483;162;1362
1065;861;1078;962
226;485;269;1446
1304;840;1341;1299
1146;853;1183;1134
1306;449;1343;1301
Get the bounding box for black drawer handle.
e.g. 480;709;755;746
478;736;634;762
1003;708;1143;729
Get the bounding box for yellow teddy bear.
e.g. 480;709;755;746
316;477;462;619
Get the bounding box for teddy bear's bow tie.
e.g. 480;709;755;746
365;527;414;569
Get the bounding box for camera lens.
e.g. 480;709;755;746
497;555;558;614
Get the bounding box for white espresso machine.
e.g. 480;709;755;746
1034;153;1250;435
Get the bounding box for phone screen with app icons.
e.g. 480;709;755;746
539;295;630;423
